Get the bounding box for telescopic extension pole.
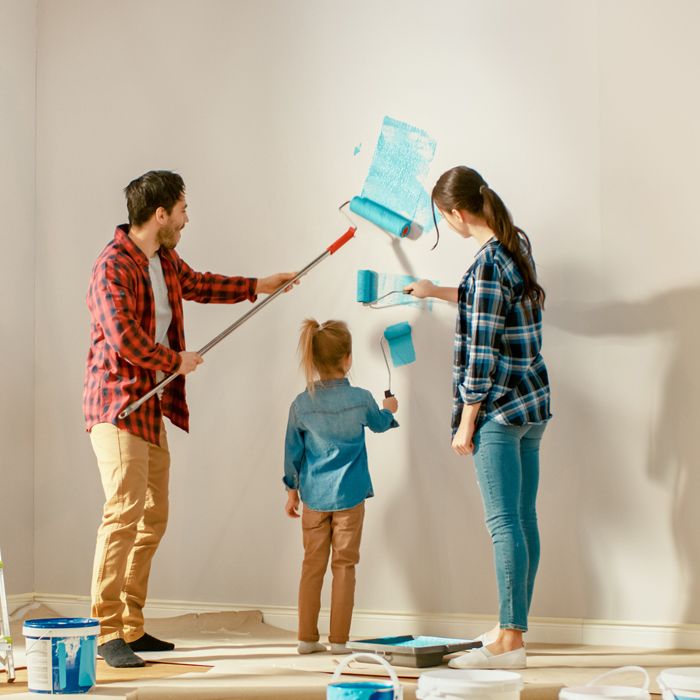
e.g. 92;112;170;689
118;225;356;420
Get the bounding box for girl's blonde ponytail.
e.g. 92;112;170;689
297;319;352;394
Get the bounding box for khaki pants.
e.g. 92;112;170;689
90;422;170;645
298;501;365;644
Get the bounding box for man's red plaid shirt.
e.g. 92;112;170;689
83;225;257;445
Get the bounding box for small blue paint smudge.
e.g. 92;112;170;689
354;143;362;156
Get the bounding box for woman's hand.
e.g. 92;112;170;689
452;404;481;455
404;279;436;299
285;489;301;518
452;419;476;455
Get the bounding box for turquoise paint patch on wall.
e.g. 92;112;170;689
361;116;437;233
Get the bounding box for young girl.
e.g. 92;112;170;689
406;166;551;669
283;319;399;655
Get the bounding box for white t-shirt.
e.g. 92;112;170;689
149;254;173;385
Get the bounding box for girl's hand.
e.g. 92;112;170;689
285;490;301;518
404;279;436;299
452;419;476;456
382;395;398;413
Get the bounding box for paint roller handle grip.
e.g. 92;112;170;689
384;390;394;398
327;226;356;254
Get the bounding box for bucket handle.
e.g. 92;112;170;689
587;666;650;691
331;652;402;697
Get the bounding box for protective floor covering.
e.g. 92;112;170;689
2;606;700;699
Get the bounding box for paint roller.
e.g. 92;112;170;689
380;321;416;399
356;269;413;306
118;224;357;419
349;196;411;238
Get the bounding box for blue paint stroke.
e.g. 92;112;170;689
354;143;362;156
356;269;435;310
383;322;416;367
361;116;437;233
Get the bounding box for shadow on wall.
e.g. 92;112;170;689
375;243;495;619
547;283;700;627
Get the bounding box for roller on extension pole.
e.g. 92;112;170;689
118;222;357;420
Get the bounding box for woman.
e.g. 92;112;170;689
406;166;551;669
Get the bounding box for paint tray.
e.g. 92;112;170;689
346;635;481;668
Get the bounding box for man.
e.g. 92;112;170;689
83;170;296;668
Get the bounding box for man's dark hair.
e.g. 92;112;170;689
124;170;185;226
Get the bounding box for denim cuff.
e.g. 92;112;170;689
282;475;299;490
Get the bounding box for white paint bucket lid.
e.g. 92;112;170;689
561;685;650;700
418;669;523;696
561;667;650;700
658;668;700;693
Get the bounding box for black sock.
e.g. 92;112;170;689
98;639;146;668
128;632;175;652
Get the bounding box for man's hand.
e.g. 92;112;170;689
177;351;204;375
383;395;399;413
285;490;301;518
257;272;299;295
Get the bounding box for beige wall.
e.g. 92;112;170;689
29;0;700;625
0;0;36;594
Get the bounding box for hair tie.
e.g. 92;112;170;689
479;183;489;195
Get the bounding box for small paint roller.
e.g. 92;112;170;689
356;269;412;306
118;224;357;419
380;321;416;398
349;196;411;238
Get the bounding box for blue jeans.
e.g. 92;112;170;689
472;420;547;631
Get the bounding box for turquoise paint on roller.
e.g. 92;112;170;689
350;196;411;238
356;269;378;303
383;322;416;367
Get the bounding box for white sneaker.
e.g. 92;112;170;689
448;646;526;670
297;641;327;654
330;643;351;654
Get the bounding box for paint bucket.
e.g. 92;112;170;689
23;617;99;694
560;666;651;700
416;669;523;700
327;652;403;699
658;668;700;700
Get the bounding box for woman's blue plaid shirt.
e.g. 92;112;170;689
452;237;551;434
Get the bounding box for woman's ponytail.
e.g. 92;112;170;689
480;186;545;306
432;166;545;307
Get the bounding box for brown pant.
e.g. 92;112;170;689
89;422;170;645
298;501;365;644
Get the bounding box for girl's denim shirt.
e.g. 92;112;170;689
283;378;398;511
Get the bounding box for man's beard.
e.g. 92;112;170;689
157;224;180;249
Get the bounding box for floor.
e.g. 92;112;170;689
2;606;699;699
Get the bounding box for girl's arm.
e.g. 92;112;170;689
404;279;458;303
365;392;399;433
283;405;305;490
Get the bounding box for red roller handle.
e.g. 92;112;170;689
327;226;356;254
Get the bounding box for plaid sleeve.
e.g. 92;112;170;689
461;260;507;404
176;255;258;304
93;259;181;372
